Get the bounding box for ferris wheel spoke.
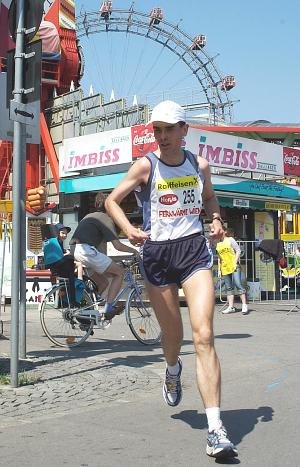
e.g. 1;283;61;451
118;33;131;97
90;35;109;97
125;35;148;98
145;57;181;96
133;44;167;97
105;31;117;95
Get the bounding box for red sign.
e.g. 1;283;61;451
131;124;158;158
159;194;178;205
283;147;300;176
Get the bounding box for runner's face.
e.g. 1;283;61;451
152;122;188;155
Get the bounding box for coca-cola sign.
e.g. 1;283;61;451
283;146;300;176
133;132;156;146
131;124;158;158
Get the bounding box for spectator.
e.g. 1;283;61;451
216;228;248;315
42;223;77;307
56;223;83;280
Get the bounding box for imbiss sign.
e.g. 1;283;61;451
60;127;132;176
185;128;284;176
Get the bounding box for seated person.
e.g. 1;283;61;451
42;223;77;307
56;223;83;280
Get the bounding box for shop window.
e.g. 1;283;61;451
284;213;294;234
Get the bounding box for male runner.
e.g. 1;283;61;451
105;100;238;458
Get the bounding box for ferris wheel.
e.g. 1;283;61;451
76;1;236;123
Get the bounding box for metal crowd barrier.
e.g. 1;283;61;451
216;240;300;314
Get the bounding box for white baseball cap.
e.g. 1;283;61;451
149;100;186;124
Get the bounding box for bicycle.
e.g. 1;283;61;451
39;257;161;348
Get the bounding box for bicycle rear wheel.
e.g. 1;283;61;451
126;288;161;345
40;284;94;348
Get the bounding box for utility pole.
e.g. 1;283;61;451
10;0;25;388
8;0;43;386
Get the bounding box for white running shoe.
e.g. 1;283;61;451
222;306;236;314
206;425;238;458
163;357;183;407
242;304;249;315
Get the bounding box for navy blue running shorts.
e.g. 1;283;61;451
141;232;213;287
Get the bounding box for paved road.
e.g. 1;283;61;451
0;302;299;466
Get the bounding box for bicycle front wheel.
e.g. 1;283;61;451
40;284;94;348
126;288;161;345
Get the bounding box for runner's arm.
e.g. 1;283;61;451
105;158;151;246
111;239;138;255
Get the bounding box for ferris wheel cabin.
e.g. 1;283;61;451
149;8;163;26
221;75;236;91
100;1;112;19
191;35;207;50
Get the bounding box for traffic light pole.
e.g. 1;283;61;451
11;0;25;387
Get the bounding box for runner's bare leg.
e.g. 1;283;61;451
145;283;183;366
182;269;221;408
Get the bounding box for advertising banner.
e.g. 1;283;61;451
131;124;158;158
61;127;132;175
185;127;284;176
212;174;300;199
283;146;300;176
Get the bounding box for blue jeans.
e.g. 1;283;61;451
223;266;246;296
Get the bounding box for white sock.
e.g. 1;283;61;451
206;407;222;432
167;361;180;376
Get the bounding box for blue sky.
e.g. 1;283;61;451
76;0;300;124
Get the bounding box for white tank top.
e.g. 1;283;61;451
136;151;204;241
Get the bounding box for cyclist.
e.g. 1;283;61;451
105;100;238;459
70;192;138;320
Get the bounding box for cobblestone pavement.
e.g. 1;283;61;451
0;355;160;426
0;306;162;427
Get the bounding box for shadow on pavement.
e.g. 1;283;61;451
0;336;195;379
171;405;274;449
215;333;253;339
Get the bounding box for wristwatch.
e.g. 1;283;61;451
211;215;225;226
